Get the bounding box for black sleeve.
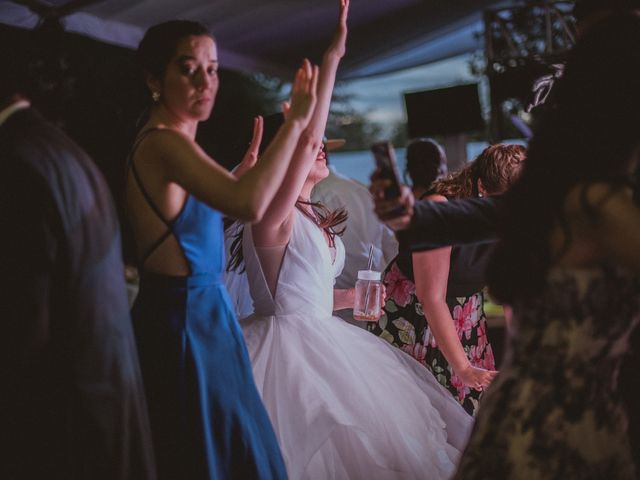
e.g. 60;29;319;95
397;196;503;251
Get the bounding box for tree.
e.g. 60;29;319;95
325;84;385;150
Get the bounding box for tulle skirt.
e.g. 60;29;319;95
241;311;473;479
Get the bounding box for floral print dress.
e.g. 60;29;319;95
454;266;639;479
371;242;496;416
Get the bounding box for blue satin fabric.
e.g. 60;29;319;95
132;195;286;479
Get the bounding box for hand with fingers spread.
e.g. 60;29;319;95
285;59;319;128
234;116;264;178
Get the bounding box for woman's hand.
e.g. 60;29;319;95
285;59;319;129
325;0;349;59
379;283;387;311
233;116;263;178
455;364;498;391
333;284;386;320
333;288;355;311
503;304;513;331
370;177;415;230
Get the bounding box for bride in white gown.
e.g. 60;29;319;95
238;2;472;478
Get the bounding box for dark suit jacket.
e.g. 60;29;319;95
397;196;503;251
0;108;156;479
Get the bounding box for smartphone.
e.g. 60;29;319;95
371;141;402;199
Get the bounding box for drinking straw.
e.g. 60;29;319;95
363;245;375;317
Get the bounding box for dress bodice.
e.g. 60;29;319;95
509;265;640;389
171;195;225;276
242;209;345;317
127;129;225;277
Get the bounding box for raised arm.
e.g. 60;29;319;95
145;61;318;222
253;0;349;239
397;196;503;251
370;179;502;249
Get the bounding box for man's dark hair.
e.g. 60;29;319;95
405;138;446;189
0;27;75;120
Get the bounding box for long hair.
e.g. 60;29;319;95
488;13;640;304
227;200;347;272
432;144;526;199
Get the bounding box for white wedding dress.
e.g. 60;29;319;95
240;209;472;479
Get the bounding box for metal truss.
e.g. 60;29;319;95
483;1;576;140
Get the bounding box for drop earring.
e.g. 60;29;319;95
152;91;160;102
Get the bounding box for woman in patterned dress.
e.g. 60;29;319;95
373;144;525;415
455;13;640;479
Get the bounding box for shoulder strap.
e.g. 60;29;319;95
126;128;176;266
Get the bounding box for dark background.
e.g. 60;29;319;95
0;24;284;262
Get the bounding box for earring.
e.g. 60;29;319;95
152;91;160;102
478;192;484;198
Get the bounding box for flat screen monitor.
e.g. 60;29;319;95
404;83;484;137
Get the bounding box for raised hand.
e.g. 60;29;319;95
286;59;319;128
326;0;349;59
370;178;415;230
234;116;263;177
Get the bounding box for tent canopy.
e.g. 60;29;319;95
0;0;505;80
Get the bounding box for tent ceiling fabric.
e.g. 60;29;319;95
0;0;504;79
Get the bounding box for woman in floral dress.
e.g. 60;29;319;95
372;144;525;415
455;14;640;478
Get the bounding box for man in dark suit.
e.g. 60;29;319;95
0;46;156;479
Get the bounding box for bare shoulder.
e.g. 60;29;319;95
137;128;201;160
424;193;448;203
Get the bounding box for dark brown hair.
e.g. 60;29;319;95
405;138;447;188
137;20;214;101
432;144;526;199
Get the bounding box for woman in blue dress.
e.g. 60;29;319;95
125;20;319;479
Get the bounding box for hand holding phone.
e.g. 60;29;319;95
371;141;402;200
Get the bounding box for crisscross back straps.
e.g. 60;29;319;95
126;128;176;267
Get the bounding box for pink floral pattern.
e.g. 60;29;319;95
384;263;416;307
372;265;495;416
401;343;428;363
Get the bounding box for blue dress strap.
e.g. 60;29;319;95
127;128;176;267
